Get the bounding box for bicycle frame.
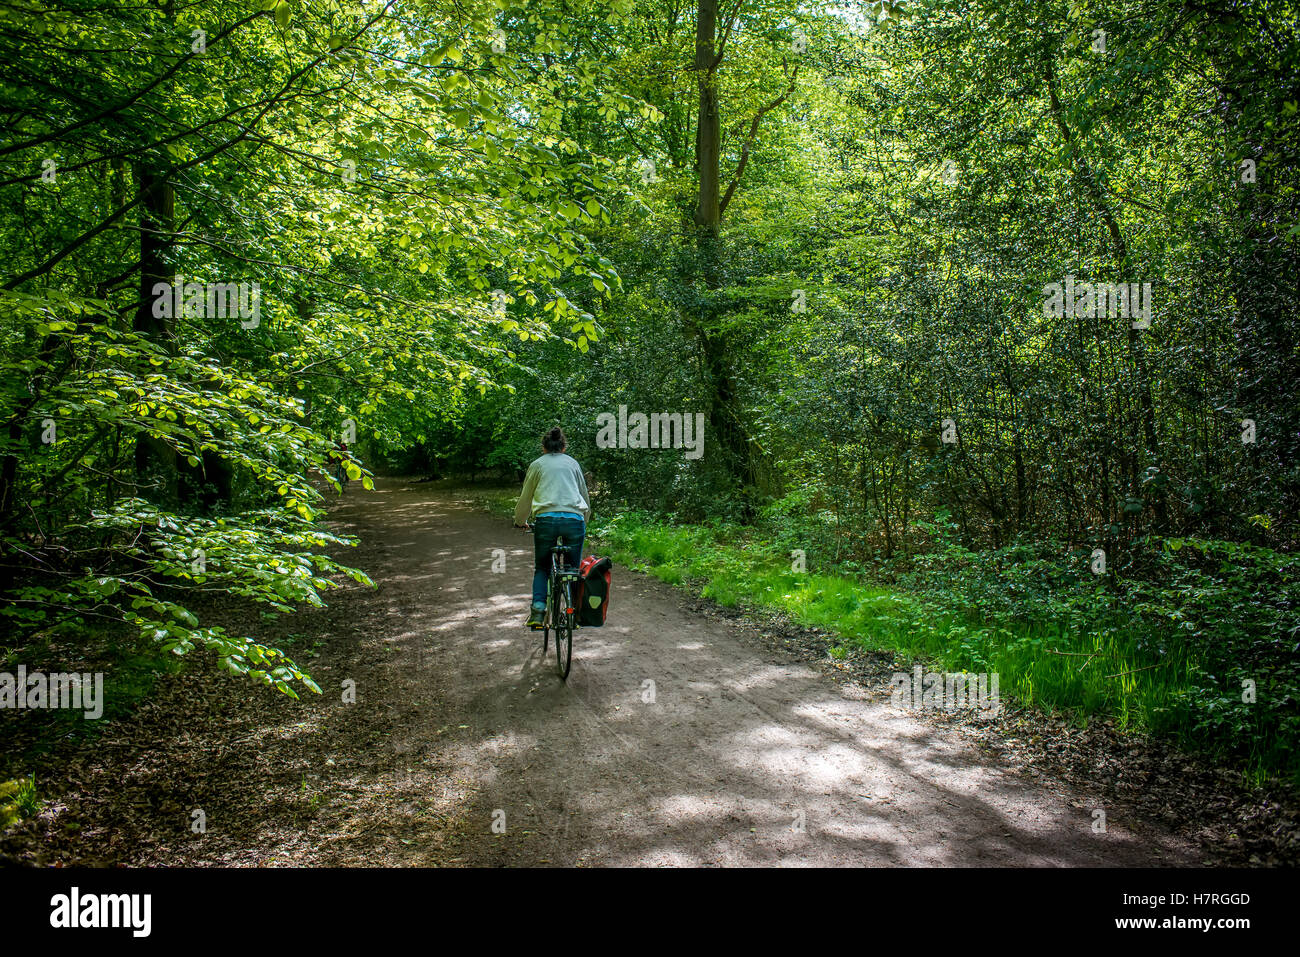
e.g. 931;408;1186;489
546;535;581;626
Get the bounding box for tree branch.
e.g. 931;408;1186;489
719;61;799;218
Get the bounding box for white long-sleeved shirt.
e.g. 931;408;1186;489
514;452;590;525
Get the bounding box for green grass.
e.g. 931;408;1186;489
456;490;1296;784
0;775;39;828
592;510;1290;784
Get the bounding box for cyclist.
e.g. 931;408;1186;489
335;440;350;492
513;426;590;629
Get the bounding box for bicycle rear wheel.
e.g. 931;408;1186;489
555;580;573;679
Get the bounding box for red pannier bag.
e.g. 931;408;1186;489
574;556;613;627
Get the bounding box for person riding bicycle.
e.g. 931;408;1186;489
335;440;350;492
513;427;590;630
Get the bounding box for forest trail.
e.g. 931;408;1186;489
268;478;1197;867
19;478;1202;867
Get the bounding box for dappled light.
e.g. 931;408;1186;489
1;0;1294;894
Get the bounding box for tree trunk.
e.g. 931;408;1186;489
693;0;721;233
688;0;759;512
133;164;180;504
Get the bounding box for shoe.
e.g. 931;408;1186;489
526;607;545;629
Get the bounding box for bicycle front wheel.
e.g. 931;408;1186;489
555;582;573;679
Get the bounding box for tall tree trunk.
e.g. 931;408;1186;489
689;0;757;512
133;164;180;504
693;0;721;233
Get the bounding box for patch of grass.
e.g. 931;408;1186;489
594;509;1294;785
0;775;39;829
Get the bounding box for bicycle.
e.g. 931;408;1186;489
334;443;351;494
523;523;580;679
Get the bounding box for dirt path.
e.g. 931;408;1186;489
293;479;1199;866
7;478;1203;867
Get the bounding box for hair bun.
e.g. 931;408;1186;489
543;426;567;452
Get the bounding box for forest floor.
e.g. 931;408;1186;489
1;478;1252;866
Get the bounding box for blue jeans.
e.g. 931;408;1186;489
532;513;585;608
